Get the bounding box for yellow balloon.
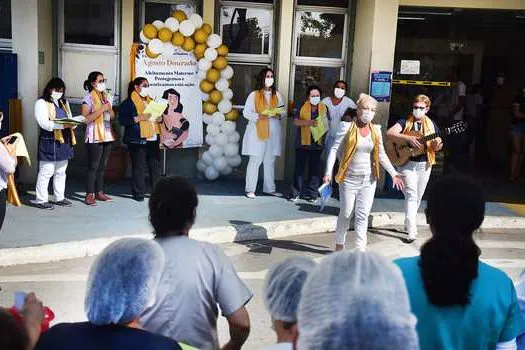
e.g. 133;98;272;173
172;10;187;22
206;68;220;83
225;109;240;121
203;101;217;114
213;56;228;70
194;44;207;59
202;23;212;35
216;44;229;56
143;24;158;40
171;32;185;46
193;28;209;44
182;37;195;51
146;47;160;58
200;80;214;93
158;28;173;42
209;90;222;104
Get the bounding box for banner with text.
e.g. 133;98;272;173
133;44;203;149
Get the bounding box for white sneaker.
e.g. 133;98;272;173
245;192;256;199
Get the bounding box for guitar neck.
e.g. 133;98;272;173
421;133;439;142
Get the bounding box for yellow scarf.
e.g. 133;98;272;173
90;89;108;142
47;101;76;146
131;91;160;138
254;90;278;141
299;101;327;146
403;115;436;166
335;122;380;184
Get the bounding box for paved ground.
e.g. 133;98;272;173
1;227;524;349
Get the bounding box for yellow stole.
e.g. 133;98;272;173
47;101;76;146
402;115;436;166
254;90;278;141
335;122;380;184
90;90;107;142
299;102;327;146
130;91;160;138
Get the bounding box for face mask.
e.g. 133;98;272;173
522;88;525;95
359;110;375;124
96;82;106;92
139;87;149;98
413;108;426;119
334;88;345;99
264;78;274;88
310;96;320;106
51;91;63;101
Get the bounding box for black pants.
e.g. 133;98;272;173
86;142;112;194
128;141;161;197
291;148;322;199
0;189;6;233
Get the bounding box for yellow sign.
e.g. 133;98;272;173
393;80;452;87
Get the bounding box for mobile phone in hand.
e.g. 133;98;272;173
14;291;26;310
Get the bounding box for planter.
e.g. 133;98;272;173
104;145;129;181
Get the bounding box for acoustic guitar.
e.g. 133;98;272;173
385;121;467;166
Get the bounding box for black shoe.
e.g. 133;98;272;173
54;199;73;207
307;197;318;203
403;237;416;244
35;202;54;210
288;194;300;202
133;195;145;202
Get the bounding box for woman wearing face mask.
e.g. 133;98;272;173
288;85;328;202
387;94;442;242
323;93;403;252
82;71;115;206
33;78;76;210
242;67;286;199
509;87;525;182
118;77;161;202
322;80;357;152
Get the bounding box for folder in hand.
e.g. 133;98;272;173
318;183;332;212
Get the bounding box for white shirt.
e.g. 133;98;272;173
264;343;294;350
34;99;65;132
141;236;253;350
348;132;374;176
452;81;466;121
465;93;483;118
322;96;357;137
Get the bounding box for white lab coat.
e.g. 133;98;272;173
241;90;286;157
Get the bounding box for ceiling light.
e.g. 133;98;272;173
399;11;452;16
398;16;426;21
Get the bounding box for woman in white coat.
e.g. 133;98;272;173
242;68;286;199
323;93;404;252
322;80;357;152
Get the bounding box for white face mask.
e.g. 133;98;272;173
264;77;274;88
413;108;426;119
359;110;375;124
334;88;345;99
310;96;321;106
139;87;149;98
522;87;525;95
51;91;63;101
96;82;106;92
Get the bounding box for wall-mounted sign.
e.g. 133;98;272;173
370;71;392;102
400;60;420;75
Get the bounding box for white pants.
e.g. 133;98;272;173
335;174;376;250
35;160;68;203
399;161;431;238
245;148;276;194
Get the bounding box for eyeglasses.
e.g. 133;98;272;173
96;79;107;84
413;106;426;110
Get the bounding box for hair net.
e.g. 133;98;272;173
297;251;419;350
85;238;165;325
264;256;317;323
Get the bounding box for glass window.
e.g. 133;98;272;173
230;64;268;106
221;6;272;55
296;11;345;59
297;0;348;6
64;0;115;46
144;1;196;24
293;65;342;101
0;0;11;39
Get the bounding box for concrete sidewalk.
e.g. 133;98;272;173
0;178;523;266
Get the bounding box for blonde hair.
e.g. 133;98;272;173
413;94;431;108
356;93;378;109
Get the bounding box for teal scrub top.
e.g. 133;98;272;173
395;257;524;350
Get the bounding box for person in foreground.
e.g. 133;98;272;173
35;238;185;350
395;175;525;350
517;270;525;348
140;176;253;350
263;256;316;350
324;93;404;251
296;251;419;349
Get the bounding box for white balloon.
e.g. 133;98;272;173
209;144;224;157
202;151;213;165
165;17;179;32
196;160;207;172
203;113;213;125
205;166;219;181
189;14;203;29
215;78;229;92
220;121;236;136
205;134;215;145
213;157;228;171
212;112;225;126
228;132;240;143
179;20;195;37
222;88;233;100
221;65;234;80
207;34;222;49
198;58;212;71
219;165;233;175
215;133;228;147
139;31;150;44
227;154;242;167
207;124;220;136
218;100;233;114
162;42;174;56
153;20;165;29
204;48;218;61
198;70;207;79
148;39;163;55
224;143;238;157
201;91;210;101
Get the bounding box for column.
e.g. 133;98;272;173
202;0;215;28
120;0;134;98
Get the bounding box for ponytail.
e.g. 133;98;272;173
84;71;103;92
127;77;147;99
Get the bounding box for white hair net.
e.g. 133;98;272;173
264;256;317;323
297;251;419;350
85;238;165;325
